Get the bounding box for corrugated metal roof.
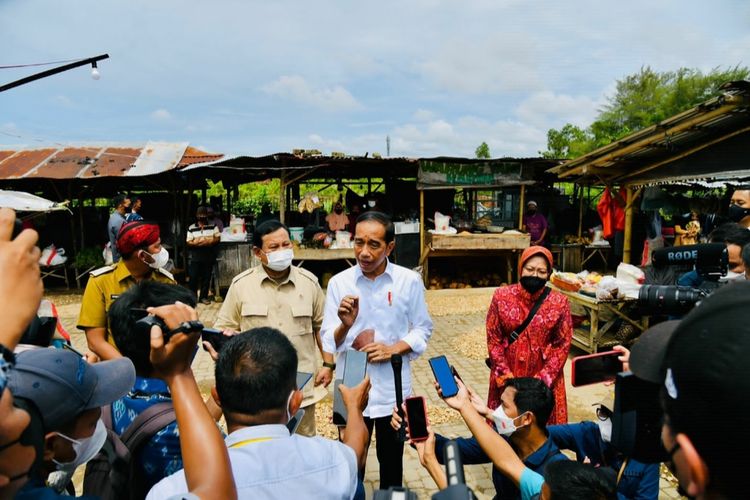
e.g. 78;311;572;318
0;142;223;180
547;80;750;185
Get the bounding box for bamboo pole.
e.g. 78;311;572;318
419;190;427;285
578;184;584;238
623;186;634;264
518;185;526;229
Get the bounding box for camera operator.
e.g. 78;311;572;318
677;223;750;287
629;281;750;499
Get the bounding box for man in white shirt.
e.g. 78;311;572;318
321;211;433;489
147;327;371;500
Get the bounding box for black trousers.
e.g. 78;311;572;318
188;259;214;300
363;415;404;490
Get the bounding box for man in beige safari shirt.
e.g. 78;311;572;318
213;220;334;436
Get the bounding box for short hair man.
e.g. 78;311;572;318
78;221;175;360
125;196;143;222
147;327;371;499
8;348;135;499
629;281;750;499
677;222;750;287
108;194;131;263
107;281;196;493
430;377;567;499
186;206;221;304
322;211;433;488
742;243;750;280
728;187;750;228
214;220;333;436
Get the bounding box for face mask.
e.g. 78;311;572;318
520;276;547;294
143;247;169;269
728;204;750;223
263;248;294;272
719;270;745;283
334;207;343;214
52;419;107;471
367;200;376;208
597;416;612;443
490;406;528;436
527;209;537;215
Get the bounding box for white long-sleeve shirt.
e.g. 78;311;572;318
321;260;433;418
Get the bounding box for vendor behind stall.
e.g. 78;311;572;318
522;200;548;246
326;202;349;232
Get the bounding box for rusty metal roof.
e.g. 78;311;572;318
547;81;750;186
0;142;223;180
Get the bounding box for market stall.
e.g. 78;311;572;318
417;158;558;287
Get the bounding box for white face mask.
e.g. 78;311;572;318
490;406;528;436
367;200;376;208
597;416;612;443
719;270;745;283
143;247;169;269
53;419;107;471
263;248;294;272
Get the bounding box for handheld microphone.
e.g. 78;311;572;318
390;354;407;442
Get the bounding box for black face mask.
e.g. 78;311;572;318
520;276;547;294
527;209;537;215
334;208;343;214
728;204;750;223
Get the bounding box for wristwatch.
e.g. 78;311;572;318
322;361;336;370
168;320;205;336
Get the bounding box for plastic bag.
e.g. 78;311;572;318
39;244;67;267
103;242;114;266
596;276;619;301
616;262;645;284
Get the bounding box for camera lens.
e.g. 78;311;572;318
638;285;703;314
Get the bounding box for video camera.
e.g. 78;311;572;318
373;440;476;500
639;243;727;314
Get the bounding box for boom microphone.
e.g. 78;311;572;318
391;354;407;442
650;243;727;279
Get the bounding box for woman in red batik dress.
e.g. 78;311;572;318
486;246;573;424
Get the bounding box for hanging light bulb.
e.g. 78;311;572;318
91;61;100;80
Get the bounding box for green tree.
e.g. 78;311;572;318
542;65;750;158
475;141;491;159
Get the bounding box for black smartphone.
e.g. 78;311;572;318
612;372;666;463
201;328;231;353
333;349;368;426
429;355;459;398
286;409;305;434
296;371;313;391
405;396;429;442
571;351;624;387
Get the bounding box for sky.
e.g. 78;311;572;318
1;0;749;159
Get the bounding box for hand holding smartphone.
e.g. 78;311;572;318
405;396;429;442
429;355;459;398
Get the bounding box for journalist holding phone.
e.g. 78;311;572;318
321;211;434;490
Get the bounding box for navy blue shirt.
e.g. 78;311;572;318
16;477;98;499
548;421;659;500
435;432;567;500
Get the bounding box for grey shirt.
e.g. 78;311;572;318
108;211;126;262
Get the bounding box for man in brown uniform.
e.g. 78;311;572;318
78;221;175;360
213;220;333;436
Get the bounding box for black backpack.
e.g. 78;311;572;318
83;402;176;500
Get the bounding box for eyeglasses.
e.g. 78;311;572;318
595;406;612;421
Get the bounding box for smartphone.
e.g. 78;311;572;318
201;328;231;353
12;218;23;239
405;396;429;442
333;349;368;426
612;372;666;463
571;350;624;387
286;409;305;434
296;371;313;391
429;355;459;398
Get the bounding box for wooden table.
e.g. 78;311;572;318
420;232;530;284
294;247;356;268
581;245;611;270
548;284;648;353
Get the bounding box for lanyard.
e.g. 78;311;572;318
229;437;277;449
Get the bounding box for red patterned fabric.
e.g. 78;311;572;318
486;283;573;424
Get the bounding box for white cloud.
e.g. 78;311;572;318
419;32;543;94
53;95;75;108
514;91;603;129
150;109;173;121
261;75;362;112
412;109;437;122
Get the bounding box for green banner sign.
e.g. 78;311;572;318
418;160;534;189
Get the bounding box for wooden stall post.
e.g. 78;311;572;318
578;184;584;238
279;174;287;224
518;184;526;229
623;186;634;264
